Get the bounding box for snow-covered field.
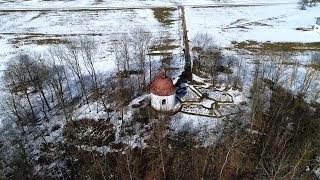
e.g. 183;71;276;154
0;7;181;72
1;0;317;72
186;3;320;47
0;0;298;9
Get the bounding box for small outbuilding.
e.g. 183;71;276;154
314;17;320;33
150;67;176;111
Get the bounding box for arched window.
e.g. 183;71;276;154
162;99;166;105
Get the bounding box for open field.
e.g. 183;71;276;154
0;7;182;73
2;0;318;73
186;3;320;49
0;0;298;9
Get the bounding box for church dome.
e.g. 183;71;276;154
150;67;176;96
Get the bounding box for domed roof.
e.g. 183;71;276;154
150;67;176;96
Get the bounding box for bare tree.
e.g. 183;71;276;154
3;54;38;119
146;116;171;179
290;142;312;179
224;55;237;87
298;67;317;97
59;39;89;105
288;58;299;92
298;0;308;9
115;147;143;180
265;54;287;90
112;34;132;75
79;36;99;98
0;94;40;179
311;52;320;65
112;39;121;73
191;33;214;52
202;46;223;86
120;34;132;72
191;33;214;71
23;53;52;114
250;60;269;129
130;27;152;88
219;129;238;179
232;57;246;89
46;55;72;123
309;73;320;103
48;47;73;99
218;125;250;180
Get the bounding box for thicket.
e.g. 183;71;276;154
298;0;320;10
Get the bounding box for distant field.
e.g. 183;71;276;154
231;41;320;53
185;3;320;50
0;7;181;72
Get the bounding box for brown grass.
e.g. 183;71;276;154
150;37;179;54
9;33;102;46
152;7;177;26
150;44;179;51
32;38;71;45
231;40;320;53
306;64;320;71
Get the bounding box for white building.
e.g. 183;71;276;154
150;67;176;111
314;17;320;33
